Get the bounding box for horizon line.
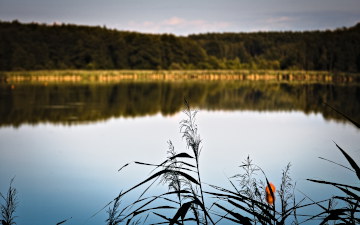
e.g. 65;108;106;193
2;19;359;36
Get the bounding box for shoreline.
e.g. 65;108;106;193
1;70;359;84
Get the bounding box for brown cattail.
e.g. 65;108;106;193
265;182;276;205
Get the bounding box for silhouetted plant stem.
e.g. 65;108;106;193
196;158;208;225
0;177;18;225
97;102;360;224
181;99;209;224
306;104;360;225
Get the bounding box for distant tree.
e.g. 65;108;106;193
0;21;360;71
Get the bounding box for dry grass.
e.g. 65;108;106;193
1;70;358;84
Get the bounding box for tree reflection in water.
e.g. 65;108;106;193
0;78;359;127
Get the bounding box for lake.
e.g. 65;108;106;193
0;71;359;224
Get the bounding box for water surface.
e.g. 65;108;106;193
0;74;359;224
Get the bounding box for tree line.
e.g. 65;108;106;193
1;20;360;72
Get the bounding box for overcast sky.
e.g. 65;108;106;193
1;0;360;35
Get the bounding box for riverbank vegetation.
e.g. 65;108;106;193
1;70;358;83
1;20;360;72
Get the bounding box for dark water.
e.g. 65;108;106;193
1;80;360;126
0;78;359;224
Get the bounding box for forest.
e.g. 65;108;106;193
0;20;360;72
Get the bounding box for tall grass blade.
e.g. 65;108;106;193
118;169;199;198
133;206;176;217
137;178;159;201
318;209;347;225
333;141;360;180
227;199;272;224
306;179;360;192
152;212;172;222
56;217;72;225
318;157;355;172
125;197;159;220
206;190;276;222
135;152;194;173
118;163;131;172
205;189;271;211
152;213;197;225
213;203;252;225
89;200;114;219
124;191;194;222
335;187;360;202
169;201;193;225
134;161;160;167
324;103;360;129
190;204;201;225
192;195;216;225
169;153;194;160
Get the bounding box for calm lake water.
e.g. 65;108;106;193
0;74;359;224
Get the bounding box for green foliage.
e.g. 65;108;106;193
189;28;360;72
1;21;360;71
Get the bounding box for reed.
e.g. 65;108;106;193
2;101;358;224
102;100;215;224
205;158;321;225
101;101;305;224
106;195;122;225
0;178;18;225
103;101;358;225
305;103;360;224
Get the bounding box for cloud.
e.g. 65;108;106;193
124;17;231;35
163;17;186;26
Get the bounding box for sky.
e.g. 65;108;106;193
1;0;360;35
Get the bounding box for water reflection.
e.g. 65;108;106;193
1;79;360;127
1;73;359;224
1;111;358;225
